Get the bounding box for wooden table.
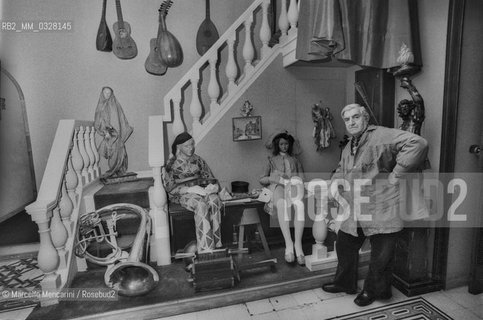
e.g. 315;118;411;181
168;200;283;255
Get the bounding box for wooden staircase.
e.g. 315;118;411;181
153;0;300;145
24;120;102;306
21;0;302;307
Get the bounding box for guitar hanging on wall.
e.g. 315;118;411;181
96;0;113;52
112;0;137;59
145;2;170;75
157;0;183;67
196;0;219;56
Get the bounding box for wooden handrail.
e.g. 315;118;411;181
163;0;266;122
26;119;100;306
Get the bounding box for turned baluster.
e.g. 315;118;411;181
71;129;85;188
59;178;74;234
260;0;271;59
311;180;329;252
90;127;101;178
190;76;202;136
312;209;329;259
150;166;171;265
304;180;333;271
50;206;68;269
278;0;289;41
225;35;238;94
26;205;60;302
77;126;90;184
172;94;184;137
65;154;78;205
84;126;96;182
208;55;221;114
243;14;255;74
287;0;299;35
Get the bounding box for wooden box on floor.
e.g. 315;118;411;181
192;253;236;292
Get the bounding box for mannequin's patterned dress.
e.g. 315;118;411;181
163;154;222;252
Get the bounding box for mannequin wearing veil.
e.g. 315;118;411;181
94;87;133;179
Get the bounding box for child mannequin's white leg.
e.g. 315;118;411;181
294;216;305;265
274;186;294;262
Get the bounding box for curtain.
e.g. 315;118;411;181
296;0;422;69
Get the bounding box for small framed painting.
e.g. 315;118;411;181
232;116;262;141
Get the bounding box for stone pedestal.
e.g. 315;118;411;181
305;244;338;271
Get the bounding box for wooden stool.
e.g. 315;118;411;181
237;207;272;260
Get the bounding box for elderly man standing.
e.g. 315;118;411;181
322;103;429;306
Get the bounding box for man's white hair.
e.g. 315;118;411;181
340;103;370;120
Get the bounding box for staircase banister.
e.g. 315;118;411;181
163;0;266;122
30;119;93;209
25;200;56;220
149;115;166;167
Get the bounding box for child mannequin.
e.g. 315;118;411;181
260;132;305;265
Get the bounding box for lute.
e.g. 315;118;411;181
96;0;112;52
196;0;219;56
145;2;169;75
157;0;183;67
112;0;137;59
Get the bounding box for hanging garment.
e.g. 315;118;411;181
296;0;422;69
312;104;336;151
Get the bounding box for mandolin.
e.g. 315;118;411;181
196;0;219;56
157;0;183;67
145;3;169;75
112;0;137;59
96;0;112;52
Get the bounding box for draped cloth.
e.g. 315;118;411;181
94;87;133;179
296;0;422;69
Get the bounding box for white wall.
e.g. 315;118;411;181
197;55;353;192
1;0;354;196
1;0;253;187
2;0;450;188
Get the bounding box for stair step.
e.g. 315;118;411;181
0;242;39;260
94;178;154;210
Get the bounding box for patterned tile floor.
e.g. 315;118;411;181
156;284;483;320
0;256;43;313
0;260;481;320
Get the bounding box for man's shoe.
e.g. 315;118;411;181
322;283;357;294
354;291;376;307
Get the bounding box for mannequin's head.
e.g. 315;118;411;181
172;132;194;158
176;138;195;158
272;132;294;155
102;87;113;100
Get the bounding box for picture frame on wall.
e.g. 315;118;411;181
232;116;262;141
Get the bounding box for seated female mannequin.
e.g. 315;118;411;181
162;132;222;253
260;132;305;265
